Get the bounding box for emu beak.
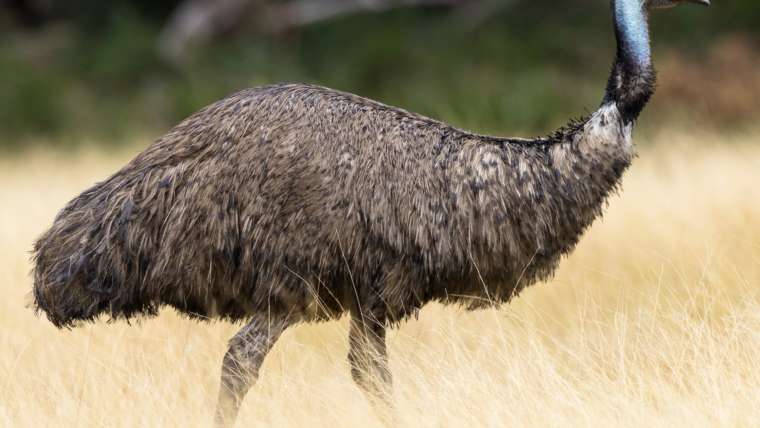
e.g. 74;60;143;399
686;0;711;6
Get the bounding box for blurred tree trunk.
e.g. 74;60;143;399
264;0;467;31
158;0;261;63
158;0;480;63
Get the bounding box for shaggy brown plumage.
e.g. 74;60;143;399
32;84;629;327
31;0;709;425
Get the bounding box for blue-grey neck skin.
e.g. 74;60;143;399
615;0;651;70
604;0;656;123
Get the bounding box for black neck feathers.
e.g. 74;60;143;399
604;0;656;123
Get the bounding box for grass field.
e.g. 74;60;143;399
1;130;760;427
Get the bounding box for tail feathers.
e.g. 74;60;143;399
31;211;136;328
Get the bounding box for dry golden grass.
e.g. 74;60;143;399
1;130;760;427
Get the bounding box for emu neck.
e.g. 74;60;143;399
604;0;655;122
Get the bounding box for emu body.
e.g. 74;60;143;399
31;0;709;425
33;87;630;327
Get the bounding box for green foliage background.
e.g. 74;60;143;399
0;0;757;148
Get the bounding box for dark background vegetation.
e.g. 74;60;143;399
1;0;758;149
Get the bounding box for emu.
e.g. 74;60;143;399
32;0;709;425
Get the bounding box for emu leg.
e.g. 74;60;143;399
348;310;394;421
215;317;289;428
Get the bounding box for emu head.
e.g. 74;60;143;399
647;0;710;10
